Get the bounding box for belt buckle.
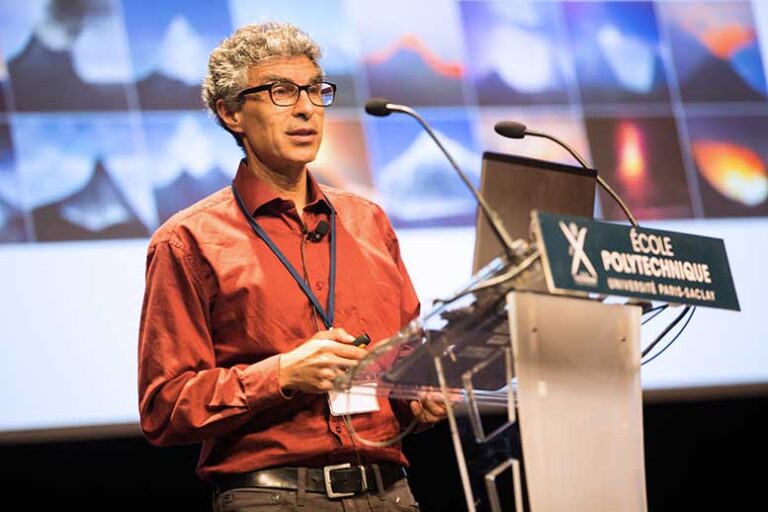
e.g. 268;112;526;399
323;463;367;499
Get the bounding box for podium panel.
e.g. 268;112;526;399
509;291;646;512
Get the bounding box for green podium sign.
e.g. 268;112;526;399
532;211;740;311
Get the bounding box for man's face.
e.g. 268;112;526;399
233;55;325;173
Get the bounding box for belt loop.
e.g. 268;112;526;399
297;467;307;506
371;464;386;501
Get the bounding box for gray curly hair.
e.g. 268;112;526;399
202;21;323;145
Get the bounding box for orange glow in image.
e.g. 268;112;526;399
692;140;768;206
365;34;465;78
699;24;756;59
617;121;647;187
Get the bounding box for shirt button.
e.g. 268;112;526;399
316;281;324;290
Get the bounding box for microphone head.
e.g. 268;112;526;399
314;220;330;237
364;98;393;117
494;120;528;139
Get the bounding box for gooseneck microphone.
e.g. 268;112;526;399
365;98;518;259
494;120;639;227
307;220;330;242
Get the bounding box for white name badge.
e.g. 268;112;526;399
328;383;380;416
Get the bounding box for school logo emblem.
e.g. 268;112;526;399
559;221;598;286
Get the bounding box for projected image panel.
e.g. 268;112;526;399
0;122;27;243
142;112;241;224
312;111;374;198
12;114;154;241
459;1;573;106
0;53;9;112
365;110;480;228
1;0;134;112
347;0;466;106
564;1;671;104
662;1;768;103
585;115;693;220
686;115;768;217
230;0;361;107
122;0;233;110
477;108;590;167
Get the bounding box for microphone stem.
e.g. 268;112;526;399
526;129;639;227
397;105;518;258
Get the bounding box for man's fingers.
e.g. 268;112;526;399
410;398;448;423
313;327;356;344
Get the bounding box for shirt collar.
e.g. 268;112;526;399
232;159;331;217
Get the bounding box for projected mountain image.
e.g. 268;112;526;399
577;47;669;105
665;15;767;102
0;53;7;111
32;159;148;241
132;16;210;110
0;196;26;243
371;123;480;228
364;35;465;106
585;115;693;221
686;116;768;218
155;168;229;223
7;34;130;112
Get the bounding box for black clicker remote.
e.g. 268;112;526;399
352;333;370;348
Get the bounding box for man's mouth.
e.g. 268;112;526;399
286;128;317;138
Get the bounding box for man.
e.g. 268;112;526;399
138;21;446;511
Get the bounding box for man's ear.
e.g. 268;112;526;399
216;99;244;136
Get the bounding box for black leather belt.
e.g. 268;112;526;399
215;462;405;499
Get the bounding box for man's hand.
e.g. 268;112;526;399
410;394;448;424
278;328;367;394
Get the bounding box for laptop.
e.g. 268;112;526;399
473;151;597;273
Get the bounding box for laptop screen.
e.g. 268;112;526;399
473;151;597;273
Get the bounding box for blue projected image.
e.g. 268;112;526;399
565;1;670;104
459;1;572;105
0;1;133;112
12;114;153;241
0;122;26;243
122;0;233;110
366;111;480;228
141;112;241;223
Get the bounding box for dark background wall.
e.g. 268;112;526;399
2;394;766;511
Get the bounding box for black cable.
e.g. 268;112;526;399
642;304;669;325
641;305;692;358
641;306;696;364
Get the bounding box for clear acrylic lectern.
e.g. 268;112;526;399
334;249;647;512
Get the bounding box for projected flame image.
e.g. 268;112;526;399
686;115;768;217
586;115;692;220
693;141;768;207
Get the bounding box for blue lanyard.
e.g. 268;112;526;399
231;183;336;329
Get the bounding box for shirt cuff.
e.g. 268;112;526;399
239;354;292;411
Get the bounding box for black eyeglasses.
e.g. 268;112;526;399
237;80;337;107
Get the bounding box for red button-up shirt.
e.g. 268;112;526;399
138;161;420;481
